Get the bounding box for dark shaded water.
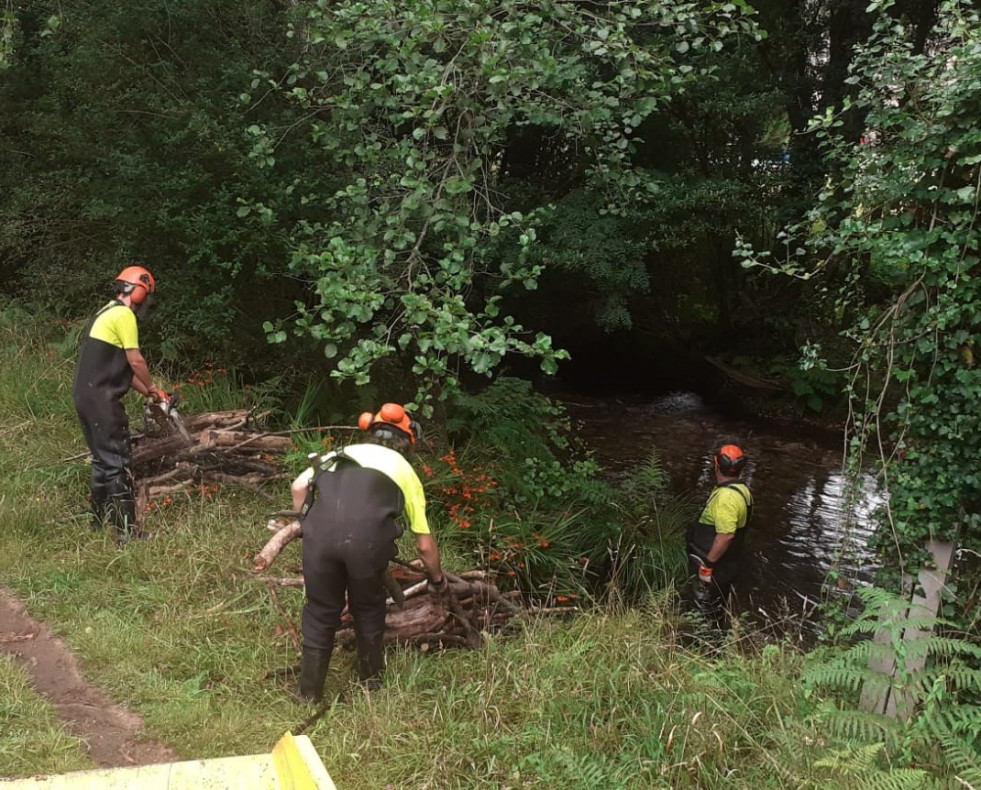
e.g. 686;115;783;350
558;391;882;638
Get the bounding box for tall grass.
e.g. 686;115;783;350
303;608;824;789
1;306;977;789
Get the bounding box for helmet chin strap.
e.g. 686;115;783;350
134;297;153;320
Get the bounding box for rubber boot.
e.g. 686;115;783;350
298;641;333;703
356;634;385;691
106;493;139;546
90;490;109;531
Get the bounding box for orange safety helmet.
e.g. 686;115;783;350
715;444;747;476
114;266;156;305
358;403;422;444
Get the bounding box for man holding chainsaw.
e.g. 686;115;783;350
290;403;447;701
73;266;170;544
686;442;754;633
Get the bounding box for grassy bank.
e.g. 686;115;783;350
0;654;93;777
0;308;975;789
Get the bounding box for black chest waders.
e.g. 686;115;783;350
74;302;139;541
687;482;754;562
686;483;753;632
297;448;408;697
299;451;405;609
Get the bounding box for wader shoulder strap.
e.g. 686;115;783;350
299;449;361;520
719;482;753;522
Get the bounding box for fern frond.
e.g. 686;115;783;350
908;667;981;698
814;742;885;774
927;706;981;740
812;746;938;790
805;661;896;693
833;588;953;641
835;640;897;665
819;708;903;746
859;768;939;790
908;687;981;785
919;637;981;660
806;665;864;693
840;616;897;637
939;738;981;787
942;666;981;692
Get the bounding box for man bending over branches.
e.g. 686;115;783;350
290;403;447;700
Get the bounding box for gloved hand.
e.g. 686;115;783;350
697;564;714;587
427;575;449;594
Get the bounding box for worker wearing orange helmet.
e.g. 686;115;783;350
686;441;754;632
72;266;170;544
290;403;446;701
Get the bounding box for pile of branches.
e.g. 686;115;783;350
132;408;294;511
130;408;545;650
253;519;524;651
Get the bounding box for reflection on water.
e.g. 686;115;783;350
558;391;883;633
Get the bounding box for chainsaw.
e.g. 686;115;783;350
146;392;192;444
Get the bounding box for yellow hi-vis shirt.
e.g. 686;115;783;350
697;483;752;535
297;443;430;535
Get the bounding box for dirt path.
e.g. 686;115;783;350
0;586;178;770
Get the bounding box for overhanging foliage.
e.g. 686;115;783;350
252;0;762;409
739;0;981;582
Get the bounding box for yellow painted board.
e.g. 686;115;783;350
1;734;335;790
0;754;277;789
272;733;336;790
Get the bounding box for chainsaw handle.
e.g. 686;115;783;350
149;388;170;405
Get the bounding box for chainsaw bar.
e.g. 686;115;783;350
168;404;193;443
146;398;192;444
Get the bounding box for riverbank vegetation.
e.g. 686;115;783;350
3;313;980;788
736;1;981;597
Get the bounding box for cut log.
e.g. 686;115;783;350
199;431;295;452
253;521;302;573
250;515;525;652
183;410;253;430
133;434;195;466
132;409;302;511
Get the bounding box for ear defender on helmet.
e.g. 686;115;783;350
715;444;747;476
115;266;156;306
408;418;423;444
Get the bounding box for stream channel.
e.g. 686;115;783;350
555;390;884;641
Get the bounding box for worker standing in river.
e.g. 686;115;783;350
686;442;754;633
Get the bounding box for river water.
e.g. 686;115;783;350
557;390;883;639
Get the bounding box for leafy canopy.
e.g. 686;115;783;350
739;0;981;577
253;0;761;409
